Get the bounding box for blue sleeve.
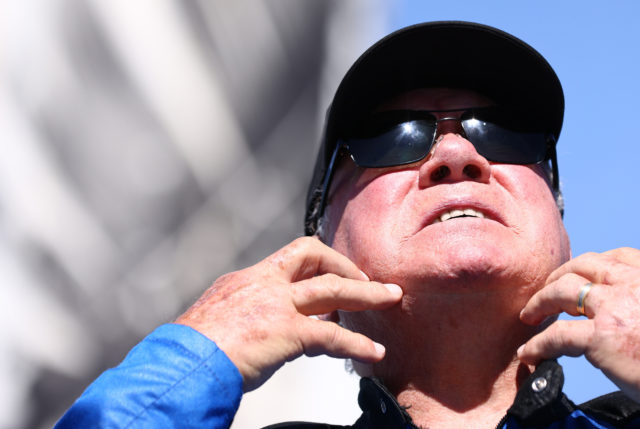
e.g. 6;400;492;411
55;323;243;429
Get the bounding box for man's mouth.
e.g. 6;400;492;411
432;208;486;224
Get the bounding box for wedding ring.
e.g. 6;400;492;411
576;282;593;316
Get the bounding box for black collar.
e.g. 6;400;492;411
355;360;574;428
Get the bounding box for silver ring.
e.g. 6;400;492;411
577;282;593;316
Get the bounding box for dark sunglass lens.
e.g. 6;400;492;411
462;109;547;164
346;119;436;167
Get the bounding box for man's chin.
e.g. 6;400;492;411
396;245;518;291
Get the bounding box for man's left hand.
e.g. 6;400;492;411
519;247;640;402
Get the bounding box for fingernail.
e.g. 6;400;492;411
360;270;370;281
384;283;403;297
374;342;386;357
519;308;525;319
517;344;525;357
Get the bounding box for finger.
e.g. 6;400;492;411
517;319;594;365
299;317;386;362
265;237;369;282
292;275;402;315
601;247;640;268
546;250;638;285
520;273;597;324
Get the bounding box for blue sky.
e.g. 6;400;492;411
389;1;640;403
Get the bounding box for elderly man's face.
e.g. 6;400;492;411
325;88;570;294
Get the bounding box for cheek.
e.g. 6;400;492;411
329;170;416;259
506;166;570;265
495;164;555;211
353;172;413;214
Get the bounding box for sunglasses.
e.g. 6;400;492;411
317;106;559;217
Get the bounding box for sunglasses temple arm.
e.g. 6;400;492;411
316;144;342;226
548;136;560;191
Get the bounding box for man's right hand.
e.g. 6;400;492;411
175;236;403;392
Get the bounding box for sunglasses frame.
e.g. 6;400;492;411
314;115;559;223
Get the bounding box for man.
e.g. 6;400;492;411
57;21;640;428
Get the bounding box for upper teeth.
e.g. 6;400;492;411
437;208;486;223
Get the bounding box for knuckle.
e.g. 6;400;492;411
298;282;322;303
601;270;615;285
211;270;244;292
291;236;318;252
305;323;342;356
607;247;638;259
601;260;630;284
269;238;318;272
547;323;567;346
322;274;343;297
215;270;241;284
327;324;343;346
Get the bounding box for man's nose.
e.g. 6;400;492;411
418;127;492;187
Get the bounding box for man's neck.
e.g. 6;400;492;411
345;282;541;429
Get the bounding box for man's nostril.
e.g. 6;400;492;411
431;165;450;182
462;164;481;179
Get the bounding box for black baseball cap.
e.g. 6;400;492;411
304;21;564;235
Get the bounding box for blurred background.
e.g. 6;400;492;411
1;1;639;428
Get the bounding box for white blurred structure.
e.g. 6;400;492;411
0;1;392;427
